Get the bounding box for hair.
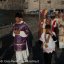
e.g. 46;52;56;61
45;25;51;29
50;12;56;19
15;12;23;18
51;16;55;19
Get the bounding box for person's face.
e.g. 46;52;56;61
58;13;62;18
47;19;51;25
15;17;21;23
44;10;47;16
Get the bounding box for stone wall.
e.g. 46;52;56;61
40;0;64;10
25;0;64;12
0;0;64;10
0;0;24;10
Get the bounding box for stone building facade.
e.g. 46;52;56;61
24;0;39;13
0;0;64;11
0;0;25;10
24;0;64;12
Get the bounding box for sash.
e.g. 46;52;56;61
44;34;50;48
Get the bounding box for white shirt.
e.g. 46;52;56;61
13;21;27;37
40;32;56;53
42;19;46;29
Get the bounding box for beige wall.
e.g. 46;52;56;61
28;0;39;11
40;0;64;10
25;0;39;12
25;0;64;12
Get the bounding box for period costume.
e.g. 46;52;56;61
38;9;47;38
40;32;57;64
58;18;64;48
51;18;57;32
58;18;64;35
13;21;30;64
38;19;46;38
51;18;59;48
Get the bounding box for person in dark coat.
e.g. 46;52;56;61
32;40;44;64
12;12;30;64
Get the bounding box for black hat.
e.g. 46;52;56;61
50;12;56;19
15;12;23;18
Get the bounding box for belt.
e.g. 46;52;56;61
15;43;26;45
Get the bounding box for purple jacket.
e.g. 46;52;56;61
13;22;29;51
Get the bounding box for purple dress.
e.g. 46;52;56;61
13;22;29;51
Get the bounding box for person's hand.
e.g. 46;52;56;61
14;30;20;35
45;43;48;48
48;30;53;36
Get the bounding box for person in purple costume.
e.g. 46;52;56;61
13;12;30;64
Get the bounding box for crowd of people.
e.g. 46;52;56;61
12;9;64;64
38;9;64;64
